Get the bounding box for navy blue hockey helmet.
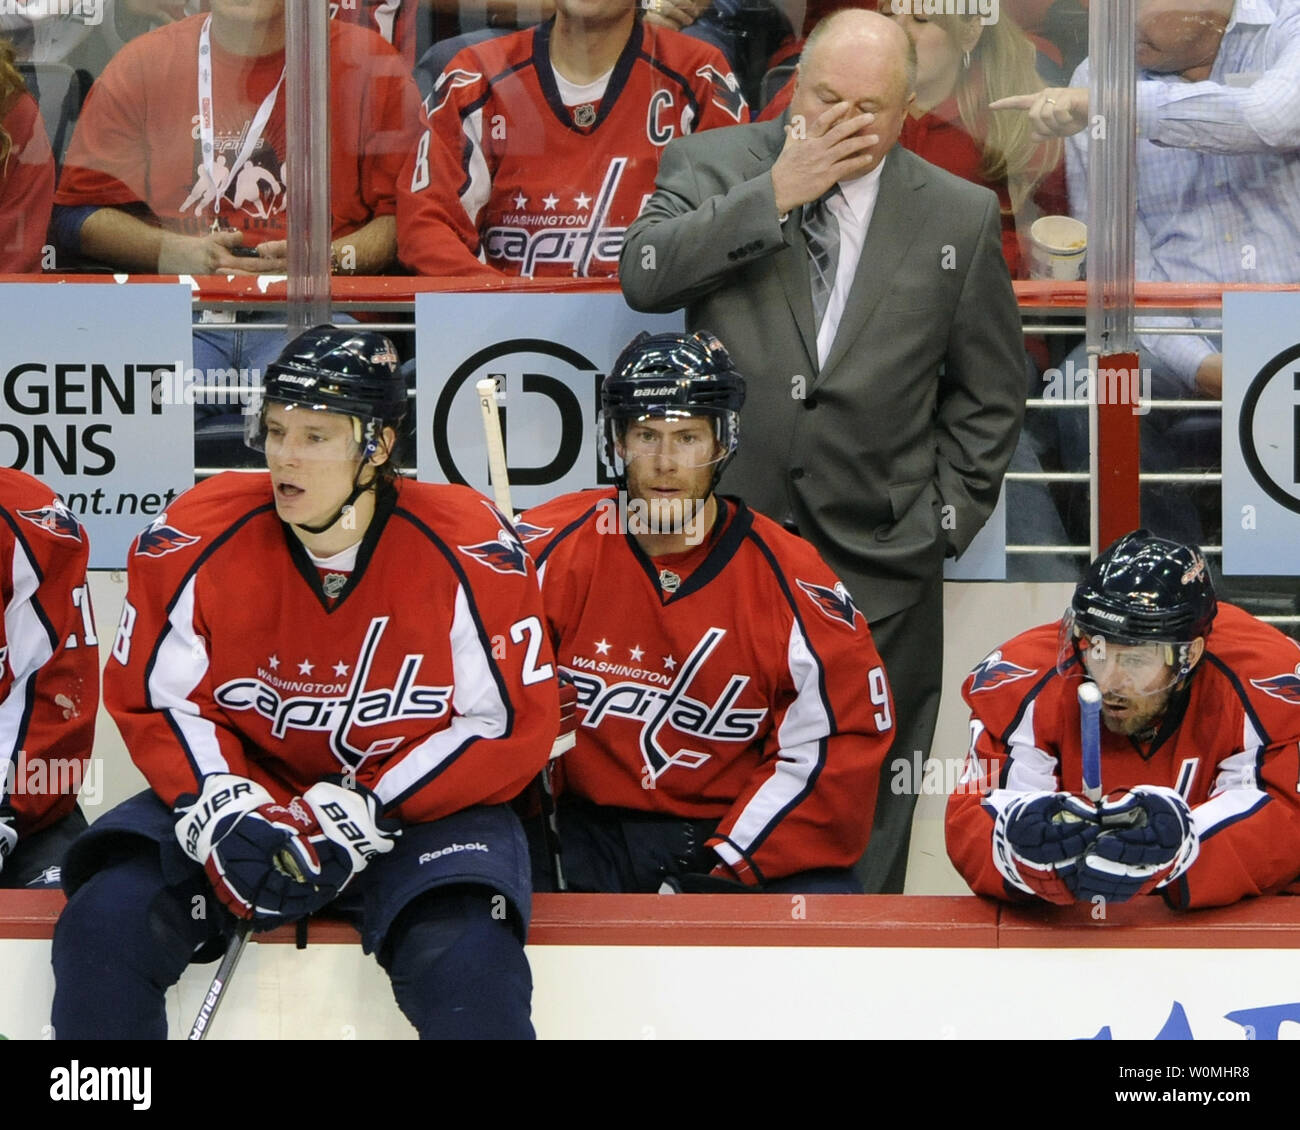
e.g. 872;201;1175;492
599;330;747;488
247;325;406;458
1059;530;1217;686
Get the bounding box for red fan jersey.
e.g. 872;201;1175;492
0;91;55;274
329;0;418;65
0;468;98;838
946;604;1300;908
103;473;560;826
397;19;748;278
55;14;423;246
518;489;892;884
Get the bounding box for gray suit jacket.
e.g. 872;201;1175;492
620;117;1026;621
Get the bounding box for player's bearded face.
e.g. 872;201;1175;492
1081;637;1181;736
619;414;722;531
263;403;370;527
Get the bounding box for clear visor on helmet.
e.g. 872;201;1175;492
1056;608;1191;697
619;411;728;468
245;392;380;460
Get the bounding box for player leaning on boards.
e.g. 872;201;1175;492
50;326;563;1040
518;331;895;893
0;468;98;890
947;531;1300;909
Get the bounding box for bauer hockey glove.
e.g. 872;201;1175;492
993;790;1101;905
299;780;397;893
175;774;342;922
1071;786;1199;904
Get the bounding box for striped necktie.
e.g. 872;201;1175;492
802;187;841;332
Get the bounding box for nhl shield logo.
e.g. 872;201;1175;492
572;103;597;128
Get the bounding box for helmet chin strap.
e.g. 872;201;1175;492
292;458;375;537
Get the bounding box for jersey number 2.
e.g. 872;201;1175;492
510;616;554;685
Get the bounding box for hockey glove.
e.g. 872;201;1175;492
300;780;397;892
0;806;16;876
176;774;336;922
1071;786;1199;904
994;791;1101;905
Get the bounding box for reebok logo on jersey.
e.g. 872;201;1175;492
214;616;453;768
1250;673;1300;705
569;627;766;781
695;64;746;123
969;650;1038;692
17;500;83;542
135;513;200;558
419;841;489;864
796;578;860;629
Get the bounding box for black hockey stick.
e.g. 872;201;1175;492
187;921;252;1040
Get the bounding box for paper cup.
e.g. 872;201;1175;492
1029;215;1087;281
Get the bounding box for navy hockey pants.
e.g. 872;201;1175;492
51;847;533;1040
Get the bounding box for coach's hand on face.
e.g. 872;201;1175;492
770;102;880;216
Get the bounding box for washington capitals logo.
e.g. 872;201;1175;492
17;500;82;542
459;503;529;575
514;521;552;545
135;513;200;558
969;651;1038;692
427;68;481;115
796;578;860;629
696;64;746;123
1250;674;1300;705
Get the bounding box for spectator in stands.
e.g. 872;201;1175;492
397;0;747;279
0;34;54;273
51;0;423;416
995;0;1300;544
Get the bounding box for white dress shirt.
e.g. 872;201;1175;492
816;156;887;368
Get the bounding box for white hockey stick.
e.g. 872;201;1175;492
475;377;569;890
476;377;513;517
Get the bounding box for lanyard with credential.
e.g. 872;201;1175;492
197;14;286;221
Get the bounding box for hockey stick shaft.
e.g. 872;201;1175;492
476;377;513;517
1078;682;1103;803
474;377;567;890
188;921;252;1040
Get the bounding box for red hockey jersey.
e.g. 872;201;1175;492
397;19;748;278
0;468;97;838
104;473;560;826
519;489;892;884
55;15;423;246
946;604;1300;908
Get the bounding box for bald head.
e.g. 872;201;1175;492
803;9;916;101
1135;0;1232;76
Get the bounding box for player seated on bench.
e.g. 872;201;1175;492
49;325;564;1040
519;330;895;894
947;531;1300;909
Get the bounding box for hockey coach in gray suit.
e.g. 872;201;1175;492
619;8;1026;893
